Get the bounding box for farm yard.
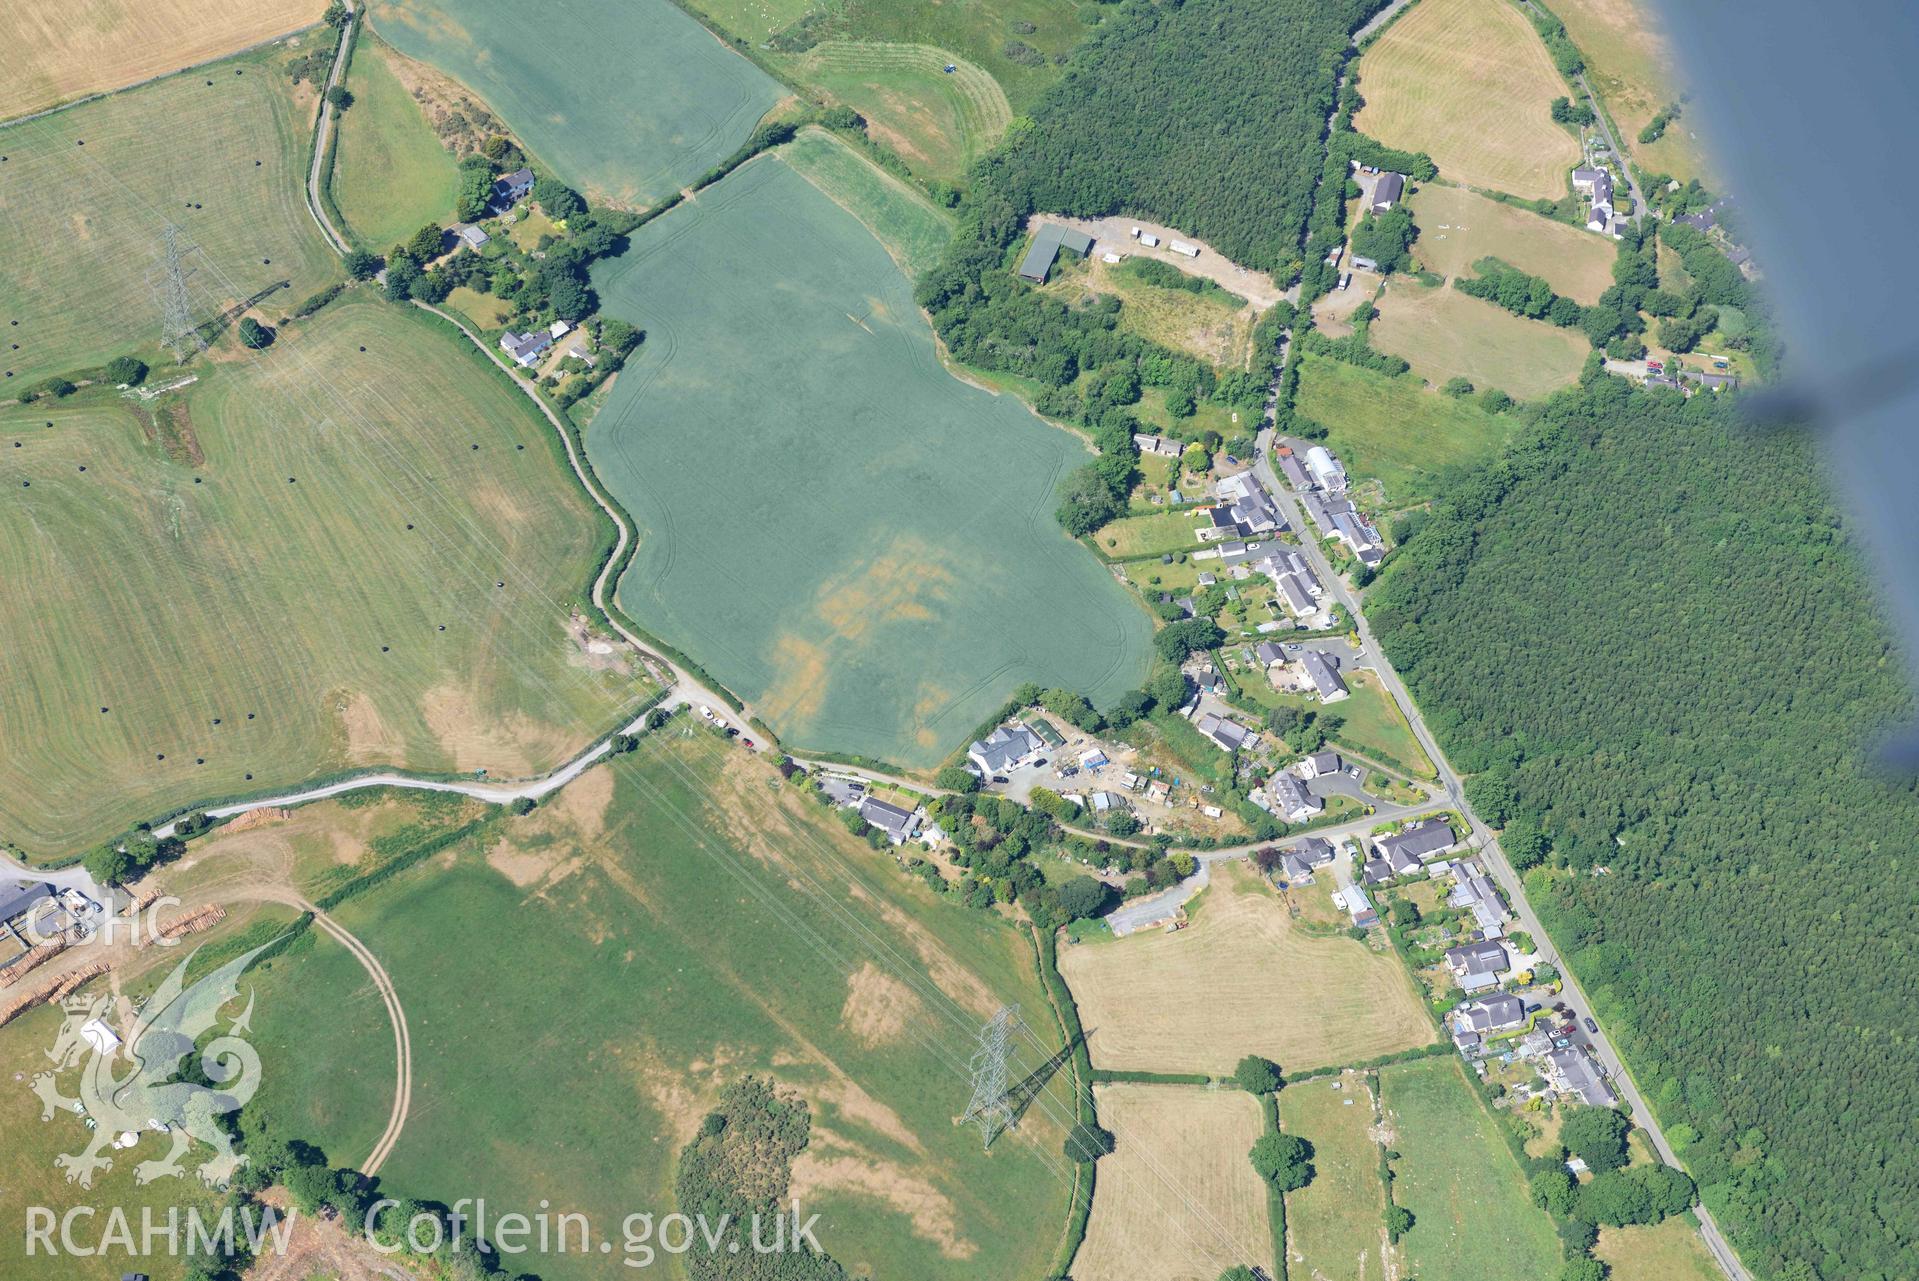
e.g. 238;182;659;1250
365;0;782;208
1279;1074;1394;1281
1354;0;1582;200
1379;1056;1562;1281
0;297;638;856
1409;185;1618;304
1369;277;1591;400
331;35;460;249
243;733;1072;1281
1293;354;1517;507
1072;1083;1273;1281
779;126;954;278
0;45;340;390
777;42;1013;185
1058;862;1434;1076
1550;0;1712;184
0;0;325;120
586;156;1152;767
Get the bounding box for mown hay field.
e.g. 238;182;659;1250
1370;279;1590;400
586;156;1152;767
1059;862;1433;1075
1279;1074;1393;1281
1073;1083;1273;1281
1355;0;1581;200
366;0;781;208
1596;1218;1725;1281
778;42;1013;185
332;35;459;249
243;732;1072;1281
1550;0;1713;183
0;297;637;856
0;0;323;120
780;126;954;278
0;46;340;389
1294;353;1517;507
1380;1056;1561;1281
1410;185;1617;303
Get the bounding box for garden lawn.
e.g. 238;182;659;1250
1095;509;1209;559
586;156;1151;767
1333;670;1437;780
245;732;1072;1281
1379;1055;1560;1281
332;34;460;250
365;0;781;207
0;297;637;856
0;45;340;389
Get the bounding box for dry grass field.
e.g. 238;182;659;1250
0;0;324;120
1279;1074;1394;1281
1596;1219;1724;1281
1059;862;1434;1075
1073;1084;1274;1281
1410;185;1617;303
1370;278;1590;400
1046;256;1261;369
1355;0;1581;200
1550;0;1713;183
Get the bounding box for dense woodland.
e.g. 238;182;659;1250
1369;371;1918;1281
917;0;1376;535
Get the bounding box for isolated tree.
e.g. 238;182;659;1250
104;355;148;386
325;85;353;110
407;223;446;261
1065;1121;1114;1163
238;317;274;349
1055;462;1125;536
1442;376;1474;397
1249;1132;1314;1191
1385;1204;1414;1241
935;765;980;793
1531;1167;1577;1216
1106;812;1141;838
322;0;350;27
1560;1105;1632;1173
343;249;382;280
508;797;536;816
1218;1269;1258;1281
1153;618;1224;664
1233;1055;1282;1094
1052;874;1113;921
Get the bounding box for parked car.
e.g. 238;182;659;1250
1032;757;1049;767
741;739;754;749
1583;1017;1599;1034
992;775;1010;784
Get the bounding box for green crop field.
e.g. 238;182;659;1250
333;35;459;250
1279;1075;1392;1281
585;156;1152;766
777;42;1013;184
0;46;340;391
1293;353;1517;506
779;126;954;277
0;297;639;856
245;732;1073;1280
1379;1056;1560;1281
1370;278;1590;401
365;0;781;208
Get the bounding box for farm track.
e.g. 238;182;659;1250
303;4;355;255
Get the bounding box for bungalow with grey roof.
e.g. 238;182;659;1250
1276;453;1312;490
1299;749;1342;779
1445;939;1511;993
1297;650;1348;702
858;797;922;844
968;724;1045;776
1254;640;1288;666
1266;773;1321;822
500;328;553;367
1375;821;1459;866
1549;1046;1618;1107
1449;859;1509;937
1454;993;1527;1035
1194;712;1257;752
1370;171;1406;213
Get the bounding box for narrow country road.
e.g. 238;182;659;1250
303;3;355;256
1253;429;1749;1281
1513;0;1647;224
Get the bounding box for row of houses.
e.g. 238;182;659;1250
1450;992;1618;1107
1300;491;1385;567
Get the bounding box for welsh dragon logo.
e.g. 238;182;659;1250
30;945;269;1189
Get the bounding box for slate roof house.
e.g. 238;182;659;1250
1375;821;1459;867
491;167;535;212
1445;939;1511;993
1299;749;1343;779
1297;649;1349;702
1371;171;1406;213
1549;1046;1619;1107
499;328;553;367
1267;772;1321;822
968;724;1045;776
1195;712;1257;752
1454;993;1527;1035
0;879;54;926
857;797;922;845
1449;859;1509;937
